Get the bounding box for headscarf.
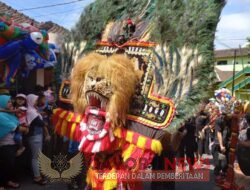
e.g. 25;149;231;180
0;95;19;139
26;94;42;125
16;93;27;101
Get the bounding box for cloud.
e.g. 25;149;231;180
215;12;250;49
58;0;95;29
60;11;83;29
214;0;250;49
218;13;250;32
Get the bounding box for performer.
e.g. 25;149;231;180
52;51;175;189
212;112;231;178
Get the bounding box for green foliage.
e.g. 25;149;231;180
247;37;250;48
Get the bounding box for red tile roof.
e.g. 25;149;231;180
214;67;234;82
0;1;69;35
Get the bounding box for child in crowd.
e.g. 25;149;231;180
37;94;51;141
44;85;56;120
44;85;55;105
14;94;28;156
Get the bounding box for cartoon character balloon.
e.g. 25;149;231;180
214;88;232;103
0;13;57;89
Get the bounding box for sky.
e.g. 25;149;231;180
1;0;95;29
215;0;250;49
1;0;250;50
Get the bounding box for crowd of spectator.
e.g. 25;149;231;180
0;84;249;190
177;98;250;183
0;85;55;189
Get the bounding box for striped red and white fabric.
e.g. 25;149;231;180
78;106;115;153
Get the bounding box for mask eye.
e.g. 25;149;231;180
88;76;93;81
96;77;102;82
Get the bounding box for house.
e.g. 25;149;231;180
214;48;250;100
0;2;69;92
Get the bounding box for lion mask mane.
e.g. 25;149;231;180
71;53;140;126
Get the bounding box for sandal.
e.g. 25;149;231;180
6;181;20;189
33;178;47;185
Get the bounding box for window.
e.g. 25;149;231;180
217;60;227;65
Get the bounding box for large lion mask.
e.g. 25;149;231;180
70;53;140;152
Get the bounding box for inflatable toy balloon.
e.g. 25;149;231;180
0;14;59;89
214;88;232;103
0;32;43;87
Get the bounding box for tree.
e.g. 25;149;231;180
246;37;250;48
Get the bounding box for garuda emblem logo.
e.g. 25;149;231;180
38;151;83;182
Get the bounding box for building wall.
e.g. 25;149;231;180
237;91;250;100
215;56;250;65
36;69;44;86
223;75;246;90
44;68;54;86
222;75;250;100
21;70;37;93
49;32;64;48
215;52;250;100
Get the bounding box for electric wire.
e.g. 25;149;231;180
32;6;84;18
17;0;86;11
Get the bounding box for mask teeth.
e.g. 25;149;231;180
86;95;89;104
86;92;108;109
100;97;107;109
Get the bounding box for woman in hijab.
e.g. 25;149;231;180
26;94;49;185
0;95;21;189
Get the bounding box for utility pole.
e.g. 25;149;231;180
231;49;236;96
